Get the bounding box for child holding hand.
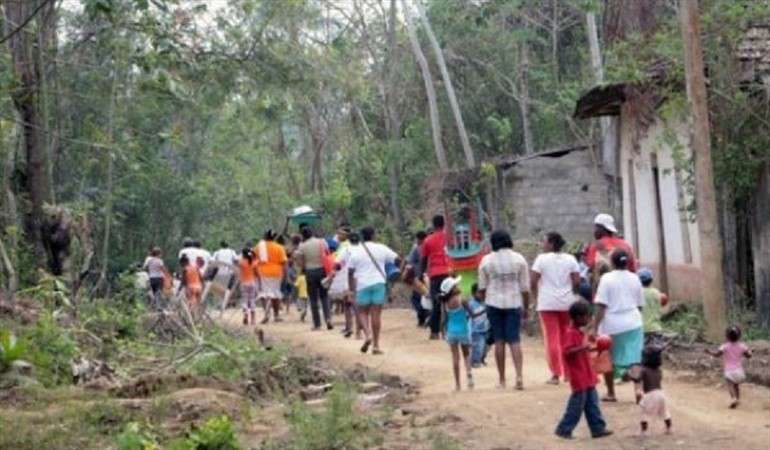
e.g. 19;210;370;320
439;276;476;391
706;325;752;408
555;300;613;440
468;283;489;368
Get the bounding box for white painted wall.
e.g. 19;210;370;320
618;113;703;299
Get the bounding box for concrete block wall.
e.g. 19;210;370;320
503;148;610;242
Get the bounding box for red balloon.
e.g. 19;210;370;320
596;335;613;352
660;293;669;307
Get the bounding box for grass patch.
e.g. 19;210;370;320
0;399;132;450
264;383;383;450
428;431;463;450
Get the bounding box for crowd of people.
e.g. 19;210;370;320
139;212;753;440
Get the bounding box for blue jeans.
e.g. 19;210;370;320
471;331;487;365
555;388;607;437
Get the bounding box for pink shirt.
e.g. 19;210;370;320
719;342;748;371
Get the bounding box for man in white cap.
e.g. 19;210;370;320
585;214;637;293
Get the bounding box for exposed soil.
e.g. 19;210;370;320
223;308;770;450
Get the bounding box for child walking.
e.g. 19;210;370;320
468;283;489;368
625;346;672;436
440;277;475;391
177;254;203;320
555;300;613;440
638;268;667;344
706;326;752;408
294;271;309;322
239;248;259;326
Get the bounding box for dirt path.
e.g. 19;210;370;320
222;308;770;450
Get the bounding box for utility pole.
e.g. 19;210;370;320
679;0;727;341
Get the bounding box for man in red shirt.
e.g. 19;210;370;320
585;214;637;295
555;300;613;439
421;215;451;340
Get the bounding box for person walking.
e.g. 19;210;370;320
143;247;166;310
256;229;288;324
478;229;530;390
296;226;334;330
593;249;645;402
238;247;259;325
347;226;398;355
531;232;581;385
208;241;239;311
405;231;429;327
586;214;637;295
328;226;360;338
421;215;452;340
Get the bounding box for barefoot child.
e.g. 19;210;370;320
555;300;613;440
440;276;475;391
177;254;203;319
238;248;259;325
625;346;672;436
468;283;489;368
294;271;309;322
706;326;752;408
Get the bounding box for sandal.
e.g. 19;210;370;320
372;348;384;355
546;377;560;386
515;379;524;391
360;340;371;354
601;396;618;403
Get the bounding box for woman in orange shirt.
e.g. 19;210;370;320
256;230;288;324
239;247;259;325
178;254;203;319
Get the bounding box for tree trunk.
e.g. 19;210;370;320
679;0;726;342
518;40;533;155
603;0;663;44
719;189;738;309
276;125;301;198
586;11;621;219
415;1;475;168
753;162;770;328
3;0;53;268
97;72;119;293
402;0;448;171
550;0;560;83
384;0;404;229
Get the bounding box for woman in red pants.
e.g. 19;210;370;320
531;232;581;385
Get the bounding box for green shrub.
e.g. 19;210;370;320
80;300;145;341
662;303;707;342
187;329;286;381
0;329;27;372
167;415;243;450
116;422;161;450
23;312;77;386
284;384;381;450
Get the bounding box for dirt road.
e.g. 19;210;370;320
223;308;770;450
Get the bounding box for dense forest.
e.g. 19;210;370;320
0;0;768;313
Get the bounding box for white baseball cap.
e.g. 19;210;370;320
594;213;618;234
440;276;462;296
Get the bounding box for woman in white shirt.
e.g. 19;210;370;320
531;232;580;385
593;249;644;402
347;226;399;355
478;230;530;390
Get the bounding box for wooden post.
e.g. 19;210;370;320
679;0;727;341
